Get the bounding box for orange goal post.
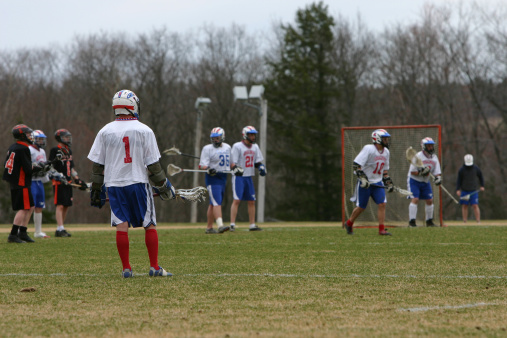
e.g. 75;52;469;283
341;125;443;226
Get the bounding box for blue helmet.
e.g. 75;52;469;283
210;127;225;148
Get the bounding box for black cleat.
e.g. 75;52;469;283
17;232;35;243
249;226;263;231
379;230;392;236
344;223;353;235
7;235;26;243
426;219;437;227
55;230;72;237
218;226;230;234
205;228;218;234
409;219;417;227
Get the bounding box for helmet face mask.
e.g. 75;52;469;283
33;130;47;149
464;154;473;166
112;89;140;119
12;124;34;144
55;129;72;147
371;129;390;149
421;137;435;154
210;127;225;148
242;126;258;144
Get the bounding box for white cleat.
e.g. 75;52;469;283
34;232;50;238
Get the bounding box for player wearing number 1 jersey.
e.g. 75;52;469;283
230;126;266;232
344;129;393;236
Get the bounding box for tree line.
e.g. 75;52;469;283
0;1;505;224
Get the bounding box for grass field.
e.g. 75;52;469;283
1;221;506;337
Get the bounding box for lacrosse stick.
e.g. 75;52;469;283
371;183;413;197
162;146;200;159
103;187;207;203
460;190;480;201
405;147;459;204
166;164;232;177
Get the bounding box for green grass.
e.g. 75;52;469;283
1;224;506;337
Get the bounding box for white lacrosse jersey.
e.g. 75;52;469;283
231;141;264;177
353;144;390;183
88;118;161;187
408;151;442;183
199;143;231;170
29;145;49;182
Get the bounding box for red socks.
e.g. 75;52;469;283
346;220;353;227
379;224;385;232
145;229;159;269
116;231;131;270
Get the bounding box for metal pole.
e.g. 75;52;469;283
190;110;203;223
257;99;267;223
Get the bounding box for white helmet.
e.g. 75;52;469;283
421;137;435;154
33;130;47;149
210;127;225;148
371;129;390;148
112;89;140;118
242;126;258;143
464;154;473;166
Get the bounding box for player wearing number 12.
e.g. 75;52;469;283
344;129;394;236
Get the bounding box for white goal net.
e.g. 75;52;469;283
341;125;442;226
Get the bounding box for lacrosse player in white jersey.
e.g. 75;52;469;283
407;137;442;227
29;130;51;238
88;89;176;278
229;126;266;232
199;127;243;234
344;129;394;236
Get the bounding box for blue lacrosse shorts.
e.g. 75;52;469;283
354;181;386;209
31;180;46;208
460;190;479;205
408;178;433;200
207;183;226;206
232;176;256;201
107;183;156;228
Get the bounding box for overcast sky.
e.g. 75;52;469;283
0;0;500;51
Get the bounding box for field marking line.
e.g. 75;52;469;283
398;302;497;312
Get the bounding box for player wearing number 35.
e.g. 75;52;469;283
88;89;176;278
344;129;393;236
407;137;442;227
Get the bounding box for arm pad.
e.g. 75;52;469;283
147;161;166;186
91;162;104;191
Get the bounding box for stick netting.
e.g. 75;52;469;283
342;125;442;225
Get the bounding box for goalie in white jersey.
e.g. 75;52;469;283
344;129;394;236
407;137;442;227
199;127;243;234
88;89;176;278
229;126;266;232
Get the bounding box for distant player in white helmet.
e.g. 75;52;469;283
229;126;266;232
344;129;393;236
88;89;176;278
407;137;442;227
199;127;243;234
456;154;485;223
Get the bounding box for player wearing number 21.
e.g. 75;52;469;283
88;89;176;278
344;129;394;236
407;137;442;227
229;126;266;232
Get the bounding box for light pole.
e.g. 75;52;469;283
190;97;212;223
232;85;267;223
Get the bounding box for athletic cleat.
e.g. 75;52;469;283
249;226;263;231
218;226;230;234
344;222;353;235
379;230;392;236
122;269;133;278
55;230;72;237
229;225;235;232
149;266;173;277
426;219;437;227
18;232;35;243
408;219;417;227
34;232;50;238
205;228;218;234
7;235;26;243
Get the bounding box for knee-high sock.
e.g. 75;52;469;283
145;229;159;269
409;203;418;220
116;231;130;270
34;213;42;234
425;204;434;221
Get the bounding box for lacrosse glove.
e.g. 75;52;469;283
383;175;394;192
153;178;177;201
232;166;244;176
418;166;431;176
258;164;267;177
32;161;52;174
74;179;88;191
90;185;106;209
207;168;217;176
433;176;442;185
356;170;370;189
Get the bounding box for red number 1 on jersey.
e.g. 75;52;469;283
123;137;132;163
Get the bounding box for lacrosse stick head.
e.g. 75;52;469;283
406;147;423;167
175;187;207;202
166;164;182;176
162;147;181;156
461;194;470;201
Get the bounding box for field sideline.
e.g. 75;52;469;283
1;221;506;337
